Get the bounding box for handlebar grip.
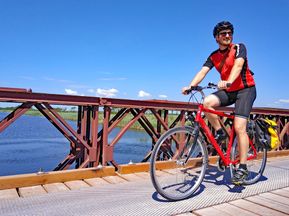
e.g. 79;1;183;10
185;86;202;94
208;82;232;88
184;82;232;94
226;83;232;87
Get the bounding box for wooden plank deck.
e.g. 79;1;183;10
187;187;289;216
0;154;288;215
0;174;140;198
0;150;288;191
1;175;289;216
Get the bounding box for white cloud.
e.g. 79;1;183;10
138;90;151;98
159;94;168;99
87;89;95;93
65;89;78;95
96;88;118;97
279;99;289;103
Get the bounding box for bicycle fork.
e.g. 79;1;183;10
183;123;201;165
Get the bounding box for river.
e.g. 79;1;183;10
0;112;152;176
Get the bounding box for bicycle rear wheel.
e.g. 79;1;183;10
230;136;267;185
150;126;208;201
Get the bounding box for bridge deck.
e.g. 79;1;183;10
0;156;288;216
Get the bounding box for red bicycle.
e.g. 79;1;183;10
150;83;267;201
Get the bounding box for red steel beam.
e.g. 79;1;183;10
1;89;289;116
43;103;91;150
90;106;99;166
110;109;147;148
0;102;35;132
1;87;289;172
131;108;159;142
0;87;32;93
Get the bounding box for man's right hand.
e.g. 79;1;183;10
182;86;191;95
218;80;232;89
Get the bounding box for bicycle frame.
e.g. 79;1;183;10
194;104;257;167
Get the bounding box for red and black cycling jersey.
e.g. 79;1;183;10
203;43;255;92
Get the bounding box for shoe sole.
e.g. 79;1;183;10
231;175;248;185
232;180;244;186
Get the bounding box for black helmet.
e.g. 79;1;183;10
213;21;234;37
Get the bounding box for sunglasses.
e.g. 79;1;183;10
219;31;233;37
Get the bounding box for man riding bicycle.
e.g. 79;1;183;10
182;21;256;185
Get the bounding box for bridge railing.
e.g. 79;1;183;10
0;87;289;172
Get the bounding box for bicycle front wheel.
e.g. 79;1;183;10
230;137;267;185
150;126;208;201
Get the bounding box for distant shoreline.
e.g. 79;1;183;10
0;109;181;131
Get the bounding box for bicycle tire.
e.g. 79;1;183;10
230;136;267;185
150;126;208;201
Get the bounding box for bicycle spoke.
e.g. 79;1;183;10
150;126;208;201
230;135;267;185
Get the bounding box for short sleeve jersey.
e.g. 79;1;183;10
203;43;255;92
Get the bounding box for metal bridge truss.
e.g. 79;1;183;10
0;87;289;171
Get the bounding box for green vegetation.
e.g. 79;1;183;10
0;107;78;120
0;107;184;131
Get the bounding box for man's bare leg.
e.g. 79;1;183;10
234;117;249;164
203;94;222;130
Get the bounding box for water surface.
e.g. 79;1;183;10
0;112;151;176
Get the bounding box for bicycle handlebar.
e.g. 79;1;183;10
185;82;231;94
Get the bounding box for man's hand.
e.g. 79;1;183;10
182;86;191;95
218;80;231;89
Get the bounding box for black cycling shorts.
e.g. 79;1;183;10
212;86;256;119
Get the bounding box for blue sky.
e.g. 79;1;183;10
1;0;289;108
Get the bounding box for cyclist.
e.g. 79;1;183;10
182;21;256;185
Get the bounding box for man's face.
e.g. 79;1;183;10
216;30;233;46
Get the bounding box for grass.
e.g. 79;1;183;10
0;108;184;131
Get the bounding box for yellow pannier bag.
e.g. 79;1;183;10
255;118;280;150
